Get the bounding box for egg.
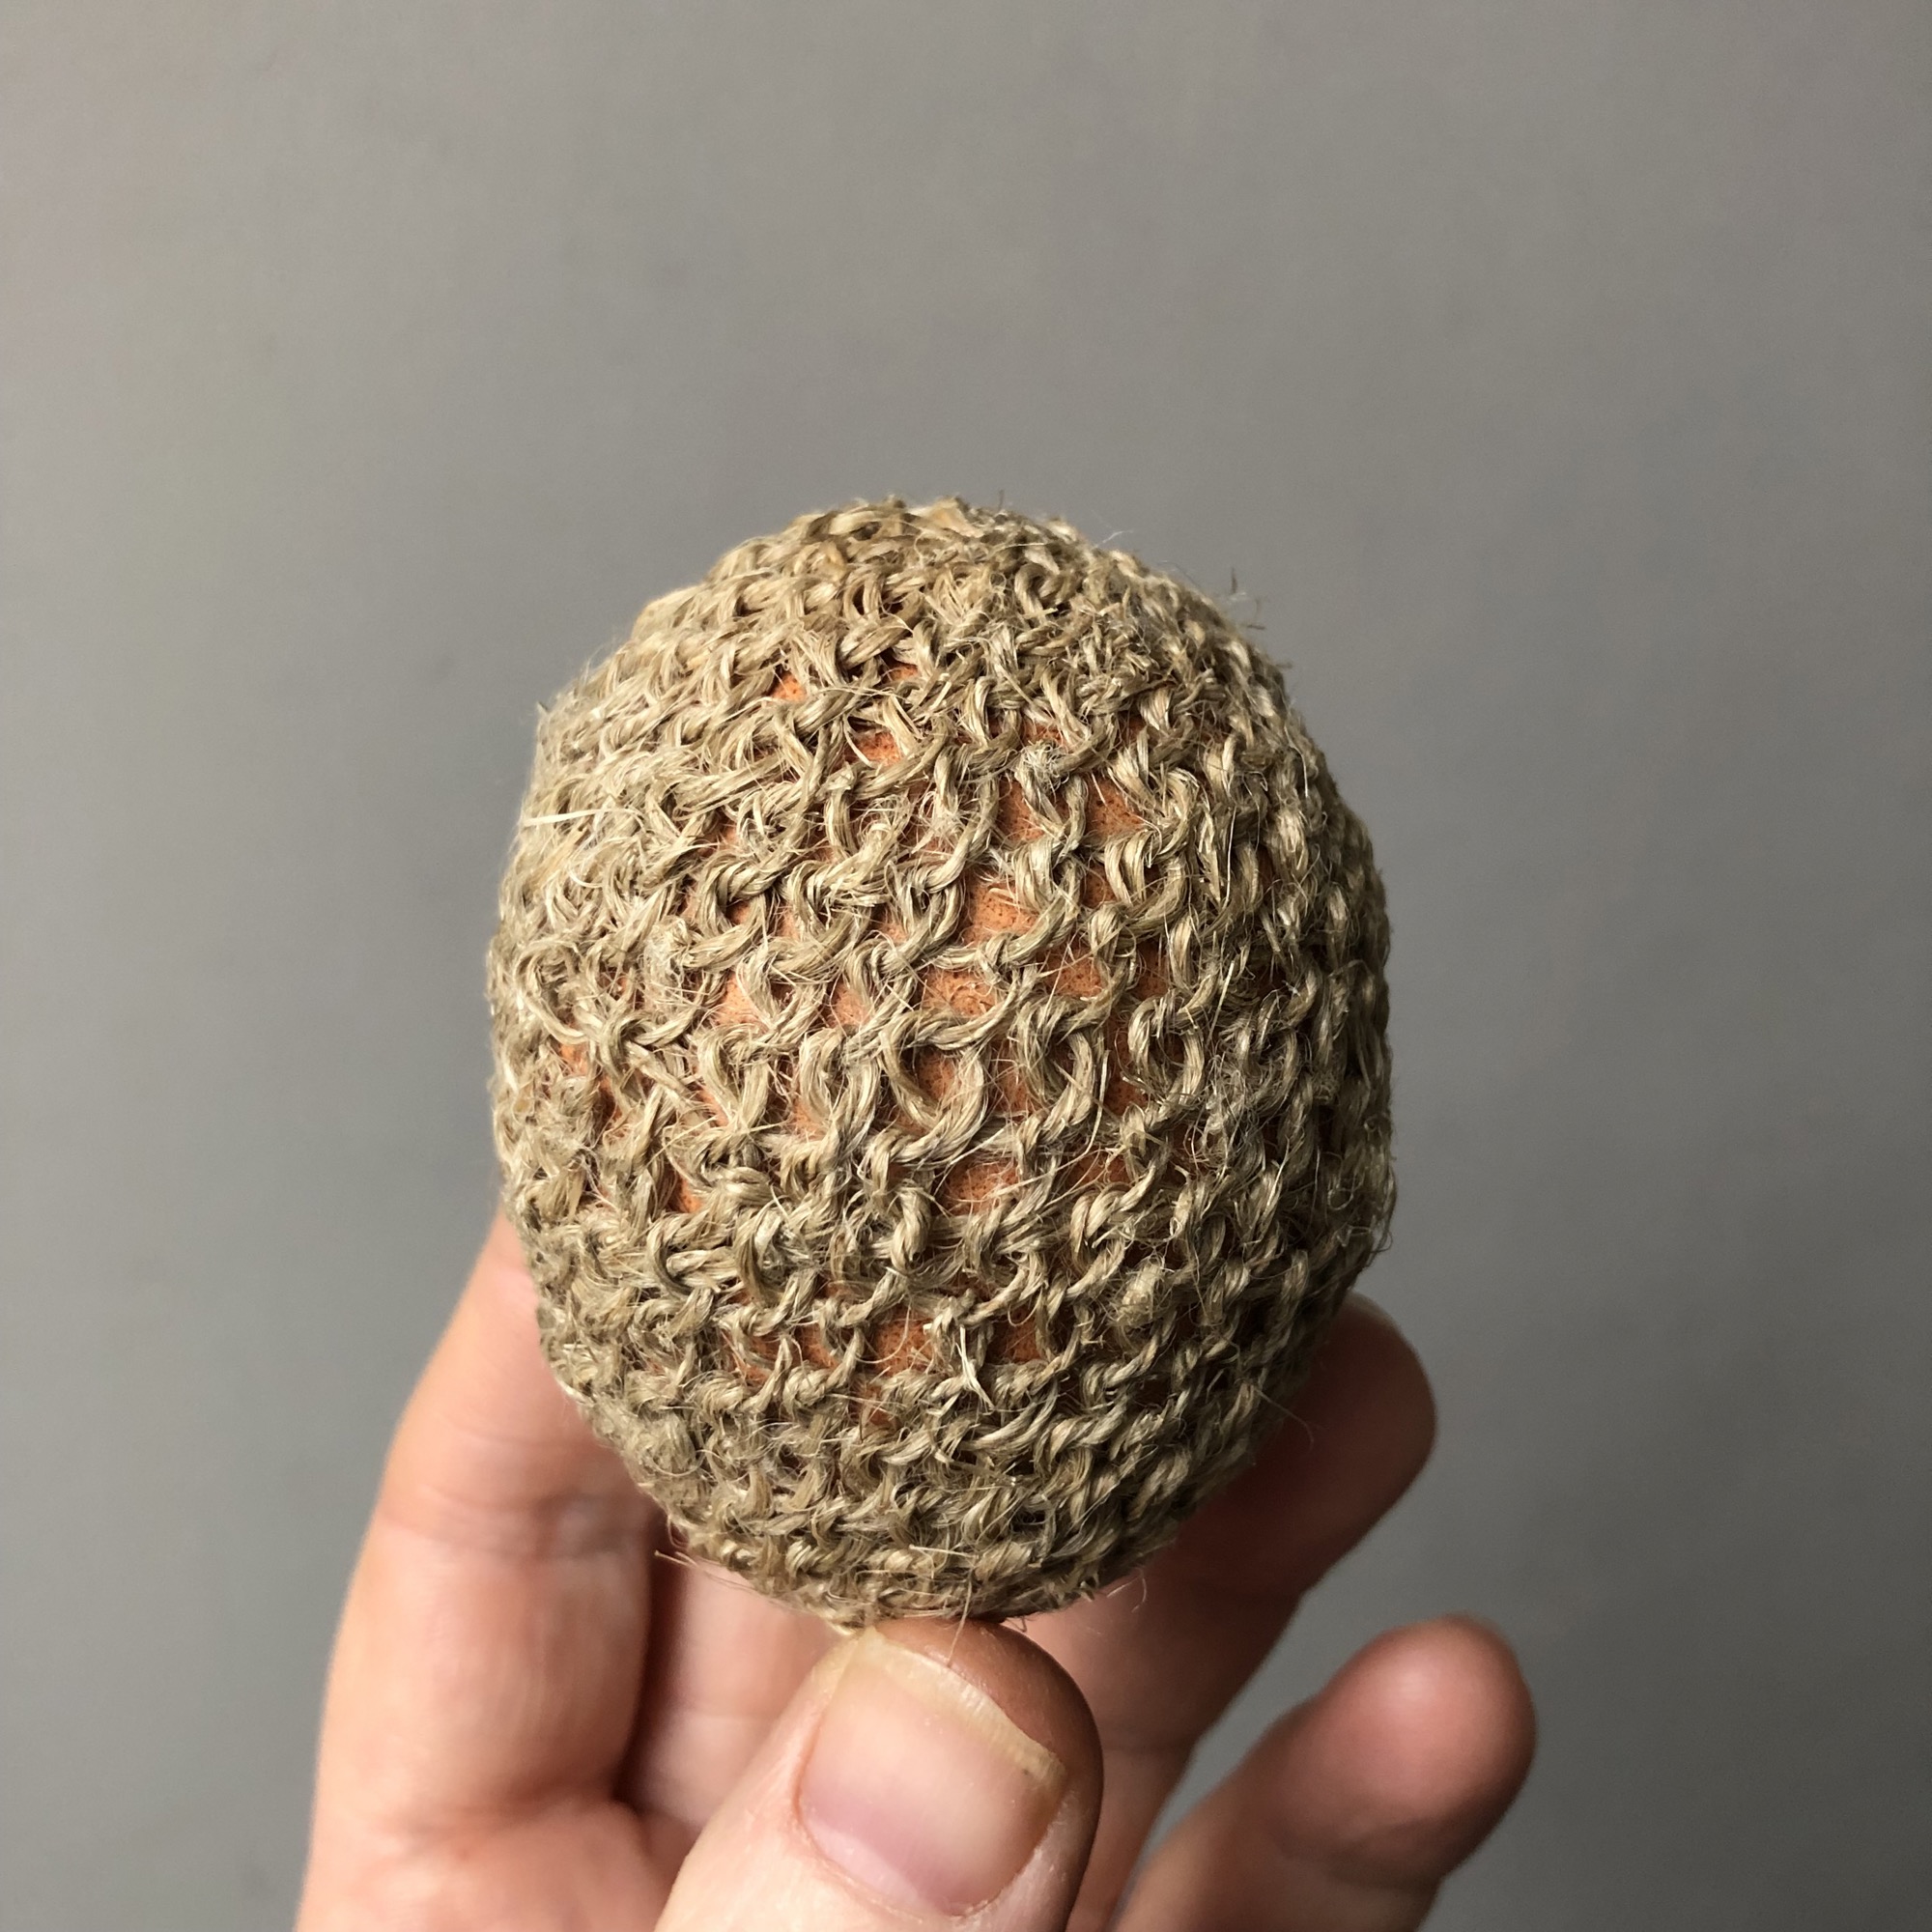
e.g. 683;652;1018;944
488;497;1392;1622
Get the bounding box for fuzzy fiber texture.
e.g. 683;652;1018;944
488;497;1394;1624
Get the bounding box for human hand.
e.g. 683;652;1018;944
297;1215;1534;1930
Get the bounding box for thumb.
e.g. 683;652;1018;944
657;1618;1102;1931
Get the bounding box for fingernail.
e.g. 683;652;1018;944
799;1633;1066;1917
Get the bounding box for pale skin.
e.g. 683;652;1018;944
298;1215;1536;1930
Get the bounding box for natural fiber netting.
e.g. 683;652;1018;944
488;497;1393;1624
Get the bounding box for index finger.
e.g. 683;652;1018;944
307;1215;658;1848
1025;1297;1438;1926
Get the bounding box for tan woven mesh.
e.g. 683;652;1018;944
488;497;1393;1623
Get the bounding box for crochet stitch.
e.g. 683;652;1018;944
488;497;1393;1623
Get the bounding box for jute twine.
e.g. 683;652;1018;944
488;498;1393;1624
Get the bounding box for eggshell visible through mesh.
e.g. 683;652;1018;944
488;497;1393;1623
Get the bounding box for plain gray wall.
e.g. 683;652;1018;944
3;4;1927;1926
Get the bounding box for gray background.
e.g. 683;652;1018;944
3;3;1927;1926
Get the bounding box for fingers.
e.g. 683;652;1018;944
1116;1617;1537;1932
305;1217;657;1858
658;1620;1103;1932
1027;1296;1436;1924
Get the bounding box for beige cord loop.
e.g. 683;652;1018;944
488;497;1393;1623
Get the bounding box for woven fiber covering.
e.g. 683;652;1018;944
488;498;1393;1623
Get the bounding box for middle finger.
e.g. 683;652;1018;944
1023;1298;1437;1926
